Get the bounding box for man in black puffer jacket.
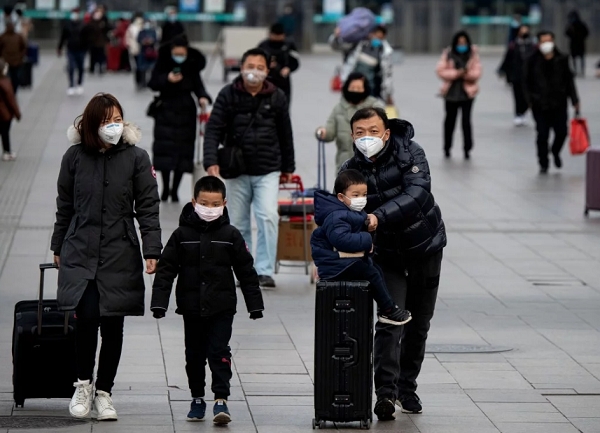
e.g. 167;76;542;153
341;107;446;420
204;48;295;288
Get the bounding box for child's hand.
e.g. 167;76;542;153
366;214;378;232
250;311;263;320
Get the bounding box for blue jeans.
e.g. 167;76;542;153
226;171;280;276
67;50;86;88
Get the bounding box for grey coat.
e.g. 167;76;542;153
51;123;162;316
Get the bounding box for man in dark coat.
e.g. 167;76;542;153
203;48;295;288
565;10;589;76
149;37;211;202
341;107;446;420
161;6;185;47
524;31;579;174
58;8;91;95
258;23;300;105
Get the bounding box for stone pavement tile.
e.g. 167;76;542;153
465;390;548;403
409;416;500;433
247;396;312;406
493;422;580;433
238;374;312;384
235;365;308;374
0;401;12;416
447;370;533;390
570;418;600;433
91;425;172;433
546;395;600;418
413;358;457;385
434;353;510;363
444;362;517;373
171;400;252;423
92;414;174;427
242;383;313;396
8;427;91;433
251;404;314;426
477;403;568;423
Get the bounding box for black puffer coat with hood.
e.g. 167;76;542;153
341;119;446;258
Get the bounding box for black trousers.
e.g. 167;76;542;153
335;259;395;311
0;120;12;153
8;65;21;95
183;314;234;400
532;104;568;169
513;82;529;117
89;47;106;74
75;281;124;394
373;250;443;400
160;170;184;200
571;54;585;76
444;99;474;153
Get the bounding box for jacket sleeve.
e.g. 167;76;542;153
133;148;162;259
321;105;338;142
150;231;180;311
565;58;579;106
203;86;231;169
372;142;432;226
464;52;483;82
436;50;460;81
58;25;69;51
380;47;394;101
287;41;300;72
148;57;170;91
50;148;76;255
231;228;264;313
275;91;295;173
324;215;372;253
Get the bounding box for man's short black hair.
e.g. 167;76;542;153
194;176;227;200
350;107;389;131
537;30;555;40
334;170;367;195
270;23;285;35
372;25;387;36
241;48;269;67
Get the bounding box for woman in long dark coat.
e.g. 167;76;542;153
149;36;211;202
51;93;162;421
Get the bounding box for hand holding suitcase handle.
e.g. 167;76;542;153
37;263;66;336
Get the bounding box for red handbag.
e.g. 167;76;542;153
570;116;590;155
330;67;342;92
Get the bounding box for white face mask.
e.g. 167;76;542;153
242;69;267;85
539;41;555;55
98;123;124;145
194;204;224;222
354;132;387;158
70;13;79;21
343;195;367;212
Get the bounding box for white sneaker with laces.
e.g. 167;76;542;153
94;390;118;421
76;86;84;95
69;379;93;418
67;87;76;96
2;152;16;161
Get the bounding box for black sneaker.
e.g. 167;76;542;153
553;153;562;169
213;399;231;425
397;393;423;414
187;398;206;421
258;275;276;288
540;166;549;174
378;306;412;326
374;398;396;421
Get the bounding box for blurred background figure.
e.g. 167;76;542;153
126;13;144;87
277;4;297;38
58;7;90;96
0;59;20;162
113;18;131;72
161;6;185;47
565;10;589;77
14;9;33;41
436;30;482;160
0;22;26;95
499;25;536;126
137;19;158;89
507;14;522;46
88;5;110;74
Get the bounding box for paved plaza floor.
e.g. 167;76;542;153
0;50;600;432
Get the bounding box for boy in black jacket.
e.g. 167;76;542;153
151;176;264;425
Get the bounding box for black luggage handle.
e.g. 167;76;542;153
37;263;68;336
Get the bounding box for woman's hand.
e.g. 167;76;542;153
199;97;209;112
168;72;183;83
316;127;326;139
53;255;60;268
146;259;157;274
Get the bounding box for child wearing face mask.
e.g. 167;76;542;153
311;169;411;326
151;176;264;425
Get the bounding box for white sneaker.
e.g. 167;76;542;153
94;390;118;421
2;152;16;161
76;86;84;95
513;116;524;127
69;379;93;418
67;87;76;96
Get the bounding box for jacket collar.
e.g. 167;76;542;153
232;76;277;95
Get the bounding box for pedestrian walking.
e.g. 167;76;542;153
258;23;300;106
341;107;445;421
125;14;144;87
50;93;162;421
151;176;264;425
0;22;26;94
436;30;482;160
148;36;211;203
0;59;20;161
565;10;589;77
524;31;579;174
203;48;295;288
136;20;158;89
161;6;185;47
499;25;536;126
277;4;297;38
58;8;91;96
113;18;131;72
88;6;110;74
316;72;384;170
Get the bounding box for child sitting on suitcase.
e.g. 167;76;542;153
151;176;264;425
311;169;411;326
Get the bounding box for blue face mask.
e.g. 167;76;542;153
456;44;469;54
172;55;186;64
371;38;382;48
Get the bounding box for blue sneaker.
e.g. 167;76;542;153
187;398;206;421
213;399;231;425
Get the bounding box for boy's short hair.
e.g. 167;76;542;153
334;169;367;195
194;176;226;200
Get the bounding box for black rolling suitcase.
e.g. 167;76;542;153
12;263;77;407
313;280;373;430
19;61;33;88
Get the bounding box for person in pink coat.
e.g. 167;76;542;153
436;30;482;160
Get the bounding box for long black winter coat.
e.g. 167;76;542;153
151;204;264;317
499;39;536;84
51;123;162;316
149;47;211;173
342;119;446;258
203;77;295;178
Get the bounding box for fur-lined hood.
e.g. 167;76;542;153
67;122;142;145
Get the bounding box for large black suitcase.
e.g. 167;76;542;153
12;263;77;407
313;280;373;430
19;61;33;88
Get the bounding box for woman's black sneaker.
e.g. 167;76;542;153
374;398;396;421
258;275;276;288
397;393;423;414
378;306;412;326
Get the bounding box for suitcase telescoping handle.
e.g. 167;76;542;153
37;263;67;336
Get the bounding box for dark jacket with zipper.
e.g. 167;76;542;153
258;38;300;97
151;204;264;317
58;20;91;52
203;77;295;178
311;191;372;280
50;123;162;316
341;119;446;258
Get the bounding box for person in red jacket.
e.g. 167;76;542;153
0;59;20;161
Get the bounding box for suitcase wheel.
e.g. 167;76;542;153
360;419;371;429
